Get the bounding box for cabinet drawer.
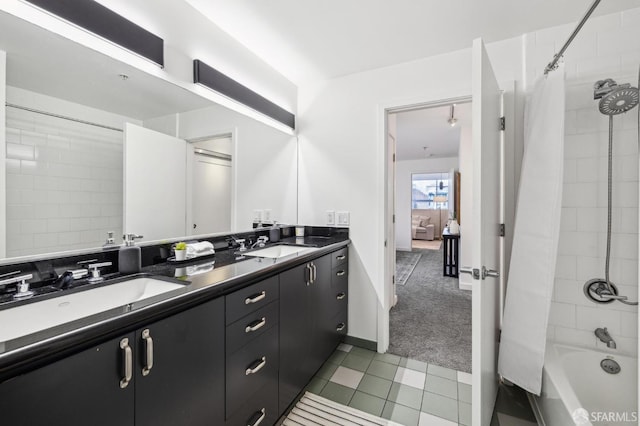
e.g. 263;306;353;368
225;381;278;426
226;326;279;417
226;276;279;325
331;247;348;269
334;308;348;337
226;300;279;355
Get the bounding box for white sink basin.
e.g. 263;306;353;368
0;277;184;342
244;245;317;259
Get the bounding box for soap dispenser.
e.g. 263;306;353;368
119;233;143;274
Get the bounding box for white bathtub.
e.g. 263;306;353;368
531;343;638;425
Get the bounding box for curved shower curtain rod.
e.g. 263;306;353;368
544;0;602;75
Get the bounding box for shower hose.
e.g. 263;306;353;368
603;67;640;306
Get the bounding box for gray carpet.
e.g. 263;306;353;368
389;247;472;373
395;251;422;286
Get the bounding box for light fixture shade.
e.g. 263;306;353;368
448;105;457;126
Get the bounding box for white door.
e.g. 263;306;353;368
124;123;187;241
470;38;502;426
191;154;232;234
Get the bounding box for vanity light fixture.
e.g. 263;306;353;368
448;104;458;127
23;0;164;67
193;59;295;130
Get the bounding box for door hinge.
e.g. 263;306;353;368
498;329;501;343
392;214;395;224
499;223;505;237
499;116;505;131
384;240;387;247
393;153;396;162
392;275;395;284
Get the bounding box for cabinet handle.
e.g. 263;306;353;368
245;291;266;305
336;254;346;261
119;338;132;389
245;317;267;333
336;292;346;300
336;270;346;276
141;329;154;376
306;264;312;286
245;356;267;375
311;263;317;282
336;323;346;332
248;408;266;426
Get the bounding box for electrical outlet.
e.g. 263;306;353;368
336;211;350;226
253;210;263;222
326;210;335;225
263;209;272;222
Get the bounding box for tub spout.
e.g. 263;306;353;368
595;327;616;349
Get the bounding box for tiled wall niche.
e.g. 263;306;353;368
527;8;640;355
5;106;123;258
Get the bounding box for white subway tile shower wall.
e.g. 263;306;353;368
5;107;123;258
527;8;639;355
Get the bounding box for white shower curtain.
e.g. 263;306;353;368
498;66;565;395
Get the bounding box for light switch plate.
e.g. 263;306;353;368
326;210;335;225
336;211;350;226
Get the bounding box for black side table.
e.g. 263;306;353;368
442;229;460;277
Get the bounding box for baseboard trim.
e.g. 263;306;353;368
344;335;377;351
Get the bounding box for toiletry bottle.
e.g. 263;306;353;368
119;234;143;274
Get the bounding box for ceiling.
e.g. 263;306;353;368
186;0;640;85
394;103;471;161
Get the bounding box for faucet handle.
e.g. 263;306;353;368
0;273;34;300
87;262;112;283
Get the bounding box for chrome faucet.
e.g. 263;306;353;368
595;327;616;349
0;271;34;300
251;236;269;249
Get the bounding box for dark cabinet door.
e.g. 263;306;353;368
135;297;225;426
279;262;312;414
0;334;136;426
309;254;335;371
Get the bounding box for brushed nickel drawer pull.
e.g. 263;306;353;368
336;323;346;332
141;329;154;376
245;317;267;333
336;254;346;261
245;356;267;375
245;291;266;305
336;270;346;276
336;292;346;300
248;408;266;426
119;338;132;389
311;263;317;282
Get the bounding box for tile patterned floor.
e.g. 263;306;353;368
305;344;472;426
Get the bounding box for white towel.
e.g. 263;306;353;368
186;241;214;256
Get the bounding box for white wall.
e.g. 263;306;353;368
298;37;523;342
395;157;459;251
4;87;139;258
0;50;6;258
534;9;640;355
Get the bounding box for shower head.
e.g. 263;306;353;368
594;79;639;115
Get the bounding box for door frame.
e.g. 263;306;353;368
377;83;516;353
377;92;472;353
185;129;238;235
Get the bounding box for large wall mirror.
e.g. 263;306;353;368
0;10;298;260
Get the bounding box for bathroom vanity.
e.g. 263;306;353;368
0;228;349;426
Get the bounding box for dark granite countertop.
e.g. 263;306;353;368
0;233;350;382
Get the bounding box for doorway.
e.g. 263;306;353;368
187;133;234;235
387;101;473;374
